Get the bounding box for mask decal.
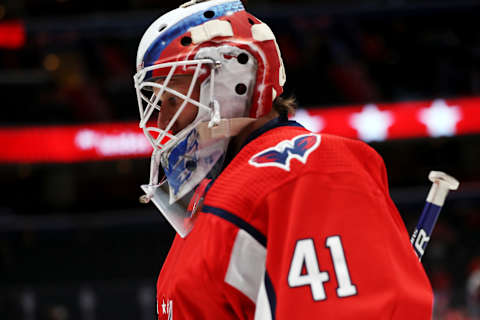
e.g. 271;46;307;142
162;129;199;197
160;125;229;204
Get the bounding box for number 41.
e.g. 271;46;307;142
288;236;357;301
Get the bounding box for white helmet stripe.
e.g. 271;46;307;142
190;20;234;44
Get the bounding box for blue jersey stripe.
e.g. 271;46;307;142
202;205;267;247
265;271;277;319
144;0;244;68
240;118;305;153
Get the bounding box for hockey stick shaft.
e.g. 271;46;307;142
411;171;459;260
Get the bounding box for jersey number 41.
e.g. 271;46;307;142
288;235;358;301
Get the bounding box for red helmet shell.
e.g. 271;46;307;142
137;0;285;118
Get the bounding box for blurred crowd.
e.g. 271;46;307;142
2;3;480;124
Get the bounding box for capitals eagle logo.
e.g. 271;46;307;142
249;134;321;171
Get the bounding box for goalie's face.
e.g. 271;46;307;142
135;60;216;154
154;75;200;134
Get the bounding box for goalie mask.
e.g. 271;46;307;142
133;0;286;237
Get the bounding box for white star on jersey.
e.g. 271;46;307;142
291;109;325;133
418;99;462;137
350;104;393;142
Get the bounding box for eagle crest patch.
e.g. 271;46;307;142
249;134;321;171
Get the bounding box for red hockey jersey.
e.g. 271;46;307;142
156;119;433;319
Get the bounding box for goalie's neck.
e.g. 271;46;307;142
229;110;279;157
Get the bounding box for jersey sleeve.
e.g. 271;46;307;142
252;170;433;319
156;209;261;320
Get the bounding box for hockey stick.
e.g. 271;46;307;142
410;171;459;260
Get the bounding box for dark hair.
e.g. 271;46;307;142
273;95;297;118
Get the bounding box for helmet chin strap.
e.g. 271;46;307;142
200;117;255;142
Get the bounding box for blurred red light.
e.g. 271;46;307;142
0;20;26;49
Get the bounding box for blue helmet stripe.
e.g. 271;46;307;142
143;0;244;70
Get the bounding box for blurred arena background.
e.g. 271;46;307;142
1;0;480;319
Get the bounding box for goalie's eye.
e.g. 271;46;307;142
167;96;178;107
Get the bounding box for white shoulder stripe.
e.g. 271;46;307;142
254;272;273;320
225;229;266;302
